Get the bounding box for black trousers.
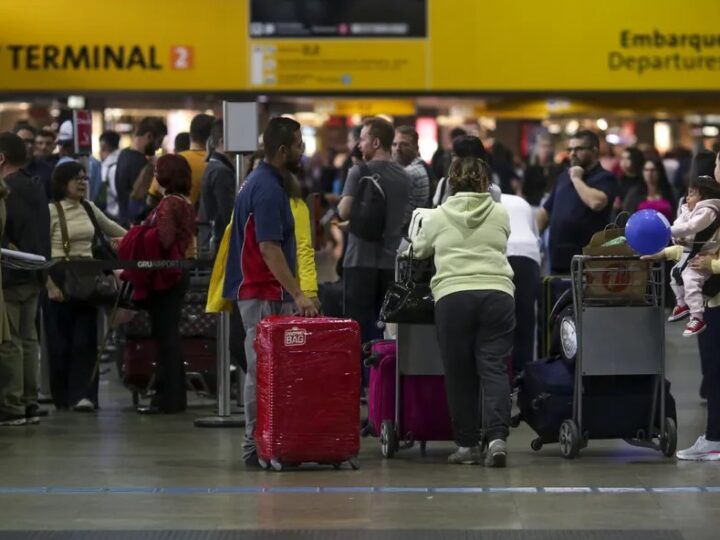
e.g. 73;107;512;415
45;300;99;409
697;305;720;441
508;256;540;376
147;276;189;412
343;267;395;344
435;290;516;446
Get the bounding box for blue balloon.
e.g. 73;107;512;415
625;209;672;255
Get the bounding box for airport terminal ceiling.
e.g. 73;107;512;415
2;0;720;93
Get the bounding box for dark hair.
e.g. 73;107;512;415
690;149;717;180
395;125;419;147
622;146;645;177
246;149;265;178
452;135;488;160
36;129;55;141
363;117;395;152
689;175;720;200
645;157;677;212
155;154;191;196
51;161;85;202
135;116;167;139
189;114;214;144
573;130;600;150
208;119;224;153
100;130;120;151
450;127;467;140
13;123;36;136
351;125;363;141
0;132;28;166
263;117;301;159
174;132;190;153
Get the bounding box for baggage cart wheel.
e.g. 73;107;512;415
530;438;543;452
348;457;360;470
270;459;283;472
332;463;342;470
419;441;427;456
558;309;577;364
380;420;397;458
258;458;269;470
559;420;581;459
132;391;139;407
660;417;678;457
510;414;521;428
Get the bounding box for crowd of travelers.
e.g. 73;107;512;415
0;110;719;464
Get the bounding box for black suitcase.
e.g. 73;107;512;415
515;358;677;448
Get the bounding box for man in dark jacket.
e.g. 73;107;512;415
199;119;236;256
0;132;51;425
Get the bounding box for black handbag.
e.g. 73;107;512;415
379;247;435;324
50;200;118;306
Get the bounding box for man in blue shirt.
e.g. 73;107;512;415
223;116;319;467
537;130;619;274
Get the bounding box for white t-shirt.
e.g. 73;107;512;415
501;194;541;265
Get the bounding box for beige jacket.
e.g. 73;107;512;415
48;199;126;259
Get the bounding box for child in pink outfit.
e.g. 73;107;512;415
669;176;720;337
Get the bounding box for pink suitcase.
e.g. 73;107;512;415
366;340;454;456
255;316;361;470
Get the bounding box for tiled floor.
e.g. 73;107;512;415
0;325;718;539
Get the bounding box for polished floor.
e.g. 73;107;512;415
1;326;719;539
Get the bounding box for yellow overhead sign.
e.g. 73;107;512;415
2;0;720;92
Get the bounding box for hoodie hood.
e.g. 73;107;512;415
697;199;720;214
440;192;496;229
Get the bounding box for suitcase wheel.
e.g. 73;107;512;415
510;414;521;428
530;438;543;452
258;458;269;470
559;420;581;459
270;459;283;472
380;420;397;459
348;457;360;470
419;441;427;457
660;417;677;458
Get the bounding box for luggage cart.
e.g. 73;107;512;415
378;254;453;458
560;255;677;459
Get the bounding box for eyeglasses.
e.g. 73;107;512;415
568;146;594;153
71;175;90;182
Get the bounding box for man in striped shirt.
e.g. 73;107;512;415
392;126;431;230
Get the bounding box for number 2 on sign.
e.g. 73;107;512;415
171;46;193;70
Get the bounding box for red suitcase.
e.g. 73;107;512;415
120;337;217;400
254;316;361;470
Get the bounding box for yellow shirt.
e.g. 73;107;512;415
148;149;207;207
290;198;318;297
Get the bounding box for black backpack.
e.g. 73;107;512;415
349;163;386;242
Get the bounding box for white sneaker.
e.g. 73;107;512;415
676;435;720;461
73;399;95;412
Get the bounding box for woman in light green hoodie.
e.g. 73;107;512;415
410;156;515;468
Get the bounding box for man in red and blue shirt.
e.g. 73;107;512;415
223;117;318;467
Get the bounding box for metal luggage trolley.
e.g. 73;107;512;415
561;254;677;459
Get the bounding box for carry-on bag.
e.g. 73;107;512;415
366;339;454;443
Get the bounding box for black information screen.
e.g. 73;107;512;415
250;0;427;38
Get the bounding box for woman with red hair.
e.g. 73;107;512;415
138;154;196;414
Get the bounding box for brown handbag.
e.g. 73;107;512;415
50;201;118;305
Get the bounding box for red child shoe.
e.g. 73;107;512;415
668;305;690;322
683;317;707;338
